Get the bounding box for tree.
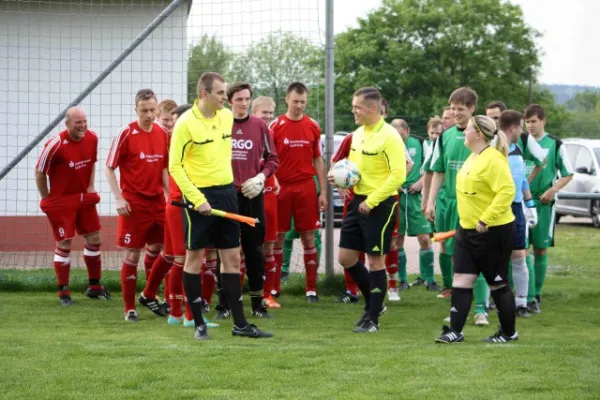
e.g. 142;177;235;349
334;0;548;131
187;35;234;103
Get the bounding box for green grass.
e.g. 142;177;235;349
1;224;600;399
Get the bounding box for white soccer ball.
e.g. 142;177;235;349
331;159;360;189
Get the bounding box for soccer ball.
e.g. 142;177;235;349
331;159;360;189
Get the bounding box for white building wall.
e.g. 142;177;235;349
0;0;189;216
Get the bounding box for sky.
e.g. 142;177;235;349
333;0;600;87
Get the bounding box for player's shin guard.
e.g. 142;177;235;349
385;248;399;289
143;254;173;299
491;285;516;337
121;259;138;312
420;248;435;284
526;254;536;303
450;287;473;333
201;259;217;305
473;274;488;315
345;261;371;311
512;257;528;308
83;244;102;287
143;248;159;282
398;248;408;283
273;247;283;294
368;270;387;325
221;273;249;328
169;261;184;318
183;271;204;327
263;255;276;297
343;268;359;296
54;247;71;292
303;246;318;294
534;253;548;297
439;253;453;288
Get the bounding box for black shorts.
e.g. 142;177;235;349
237;192;265;248
512;203;527;250
183;184;240;250
453;222;515;286
339;194;398;255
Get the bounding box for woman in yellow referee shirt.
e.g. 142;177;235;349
435;115;518;344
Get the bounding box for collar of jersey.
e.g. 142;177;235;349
364;117;385;132
192;100;219;121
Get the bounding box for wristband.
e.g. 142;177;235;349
524;199;535;208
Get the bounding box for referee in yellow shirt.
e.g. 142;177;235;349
329;87;407;333
435;115;518;344
169;72;272;340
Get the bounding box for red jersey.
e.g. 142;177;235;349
106;121;169;200
36;129;98;198
332;133;353;163
167;133;182;201
270;114;321;185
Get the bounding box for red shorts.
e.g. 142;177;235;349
277;179;320;233
41;194;101;242
117;196;165;249
164;202;185;257
264;192;278;242
392;194;400;238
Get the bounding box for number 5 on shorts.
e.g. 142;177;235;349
124;233;131;244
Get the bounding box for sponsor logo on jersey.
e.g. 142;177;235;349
232;139;254;150
140;152;146;159
284;137;290;145
69;161;75;168
409;148;417;157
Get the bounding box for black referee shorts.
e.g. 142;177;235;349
183;184;240;250
453;222;515;286
339;194;397;255
237;192;265;248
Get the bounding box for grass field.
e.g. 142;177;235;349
1;224;600;399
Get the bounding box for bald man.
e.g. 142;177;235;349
36;107;109;306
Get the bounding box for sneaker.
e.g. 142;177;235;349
435;325;464;344
516;306;530;318
412;277;426;287
160;299;171;314
354;305;387;327
335;292;359;304
194;324;210;340
474;313;489;326
353;318;379;333
138;295;168;317
398;282;411;291
232;324;273;338
481;327;518;343
387;288;401;302
85;286;112;300
426;281;440;291
307;294;319;303
263;296;281;309
214;307;231;320
271;290;281;299
527;300;541;314
59;292;73;306
184;317;219;328
252;307;272;319
168;315;184;325
535;294;541;305
487;302;496;311
124;310;139;322
183;318;195;328
203;315;220;328
437;288;452;299
280;271;289;283
201;302;210;314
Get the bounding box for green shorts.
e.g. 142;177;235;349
398;191;432;237
435;193;459;255
528;200;555;249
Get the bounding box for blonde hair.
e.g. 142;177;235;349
157;99;177;116
427;117;443;131
472;115;508;157
252;96;275;111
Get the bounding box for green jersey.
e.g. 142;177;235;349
430;125;471;199
422;139;434;174
403;134;424;188
527;133;574;197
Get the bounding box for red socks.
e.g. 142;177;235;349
143;248;159;282
121;258;138;312
263;254;276;297
201;258;217;305
386;248;399;289
273;248;283;294
304;246;318;294
83;243;102;288
169;261;184;318
142;254;173;299
54;247;71;291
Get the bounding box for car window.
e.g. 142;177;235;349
574;146;594;174
566;143;579;167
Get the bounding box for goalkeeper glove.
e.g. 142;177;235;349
523;199;538;228
241;173;266;199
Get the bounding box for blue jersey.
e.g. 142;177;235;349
508;143;528;203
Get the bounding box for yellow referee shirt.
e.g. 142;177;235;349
348;117;406;208
456;147;516;229
169;101;234;206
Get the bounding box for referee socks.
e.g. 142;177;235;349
221;273;249;328
183;271;204;328
450;287;473;333
490;284;516;337
345;261;371;311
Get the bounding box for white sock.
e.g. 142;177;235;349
512;257;528;308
